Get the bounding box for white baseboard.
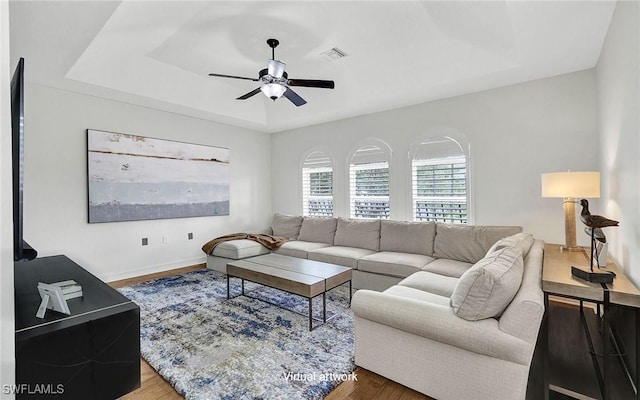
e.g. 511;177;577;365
103;256;206;283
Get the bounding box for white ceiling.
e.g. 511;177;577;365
9;1;615;133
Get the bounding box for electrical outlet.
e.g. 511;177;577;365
188;232;193;240
162;235;168;244
142;238;148;246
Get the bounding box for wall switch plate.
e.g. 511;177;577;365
188;232;193;240
162;235;168;244
142;238;148;246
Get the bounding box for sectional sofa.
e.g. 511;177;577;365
207;213;527;290
204;213;545;400
353;233;544;400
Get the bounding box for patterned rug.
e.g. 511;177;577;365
118;269;355;400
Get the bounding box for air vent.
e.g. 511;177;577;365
320;47;348;62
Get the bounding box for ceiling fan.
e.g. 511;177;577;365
208;38;335;107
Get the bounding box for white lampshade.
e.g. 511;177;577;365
541;171;600;198
261;83;286;100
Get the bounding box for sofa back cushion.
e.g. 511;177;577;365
379;220;435;256
271;213;303;239
297;217;338;244
333;218;381;251
486;232;535;259
450;247;524;321
433;223;522;263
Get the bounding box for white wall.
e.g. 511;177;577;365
1;1;15;396
596;0;640;286
272;70;599;245
23;83;272;282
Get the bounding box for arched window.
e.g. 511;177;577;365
301;151;333;216
411;135;469;223
349;140;391;219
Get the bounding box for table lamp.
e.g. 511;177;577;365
541;171;600;251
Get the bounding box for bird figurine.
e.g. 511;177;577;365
584;227;606;243
579;199;619;228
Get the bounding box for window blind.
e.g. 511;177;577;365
412;156;467;223
349;161;390;219
302;151;333;216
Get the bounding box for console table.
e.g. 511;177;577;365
14;255;140;399
542;243;640;400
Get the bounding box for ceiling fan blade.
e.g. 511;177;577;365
236;88;262;100
209;73;259;82
288;79;335;89
268;60;286;79
283;87;307;107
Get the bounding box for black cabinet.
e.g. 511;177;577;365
14;255;140;399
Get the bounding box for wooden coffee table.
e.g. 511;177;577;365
226;254;352;330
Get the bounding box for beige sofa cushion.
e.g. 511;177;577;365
308;246;376;268
486;232;534;258
352;270;402;292
297;217;338;244
211;239;270;259
398;271;459;298
450;247;524;321
358;252;434;278
271;213;303;239
421;258;473;278
383;285;451;307
379;220;435;256
274;240;331;259
433;223;522;263
333;218;381;251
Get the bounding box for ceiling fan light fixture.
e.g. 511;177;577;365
268;60;286;79
261;83;286;101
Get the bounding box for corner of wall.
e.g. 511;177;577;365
1;0;16;396
595;0;640;287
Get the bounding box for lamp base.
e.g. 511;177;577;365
571;266;615;284
560;245;583;252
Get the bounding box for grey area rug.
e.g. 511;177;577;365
118;269;355;400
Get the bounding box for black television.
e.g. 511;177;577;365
11;57;37;261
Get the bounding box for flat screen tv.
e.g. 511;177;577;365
11;57;37;261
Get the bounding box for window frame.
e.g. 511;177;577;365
408;132;472;224
347;139;393;220
301;149;334;217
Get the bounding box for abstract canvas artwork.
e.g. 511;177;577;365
87;129;229;223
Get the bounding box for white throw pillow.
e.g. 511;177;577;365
485;233;534;258
450;247;524;321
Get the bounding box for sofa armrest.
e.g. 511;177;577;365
352;290;532;365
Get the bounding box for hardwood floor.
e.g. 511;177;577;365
110;265;432;400
325;367;431;400
120;361;431;400
122;359;182;400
